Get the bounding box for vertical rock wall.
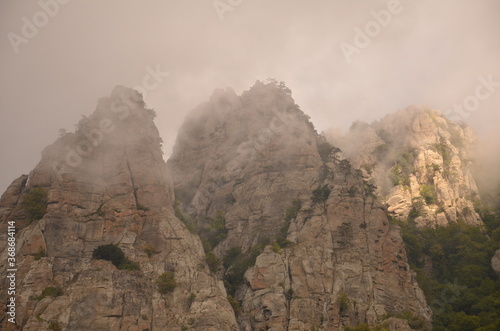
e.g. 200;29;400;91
0;87;238;331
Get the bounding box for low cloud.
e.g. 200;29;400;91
0;0;499;194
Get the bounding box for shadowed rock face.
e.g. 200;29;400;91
0;86;237;331
327;107;482;227
168;81;322;253
168;81;432;330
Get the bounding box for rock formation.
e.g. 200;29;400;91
1;82;436;330
326;107;482;227
168;81;431;330
0;87;237;331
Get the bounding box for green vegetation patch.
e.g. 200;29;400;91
92;244;139;270
221;204;300;296
386;149;417;189
137;203;149;211
34;246;46;260
420;185;437;205
223;241;268;296
312;185;331;204
337;293;350;313
32;286;63;301
227;295;241;315
48;320;62;331
317;141;336;163
174;200;198;233
275;199;301;248
174;201;228;253
431;143;453;168
201;211;228;251
388;165;402;186
396;210;500;330
143;243;156;258
205;251;221;273
23;187;48;222
156;271;177;293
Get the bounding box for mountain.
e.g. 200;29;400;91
325;107;482;227
4;82;496;330
0;87;237;331
167;81;430;330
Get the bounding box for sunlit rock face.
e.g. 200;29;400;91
0;86;238;331
168;81;431;330
327;106;482;227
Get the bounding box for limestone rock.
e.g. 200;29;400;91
327;106;482;227
1;82;436;330
168;81;323;253
0;87;237;331
168;81;432;330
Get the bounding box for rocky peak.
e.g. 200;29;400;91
327;106;481;227
1;83;435;330
0;86;238;330
168;80;320;252
168;82;431;330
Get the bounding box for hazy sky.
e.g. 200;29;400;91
1;0;499;193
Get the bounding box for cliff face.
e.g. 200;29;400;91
1;83;435;331
168;81;431;330
168;81;322;253
0;87;237;331
327;107;482;227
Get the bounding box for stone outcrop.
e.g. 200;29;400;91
0;87;237;331
168;81;322;253
168;81;431;330
326;107;482;227
1;82;436;330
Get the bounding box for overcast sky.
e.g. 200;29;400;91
1;0;499;193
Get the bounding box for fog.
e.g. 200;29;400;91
1;0;499;194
